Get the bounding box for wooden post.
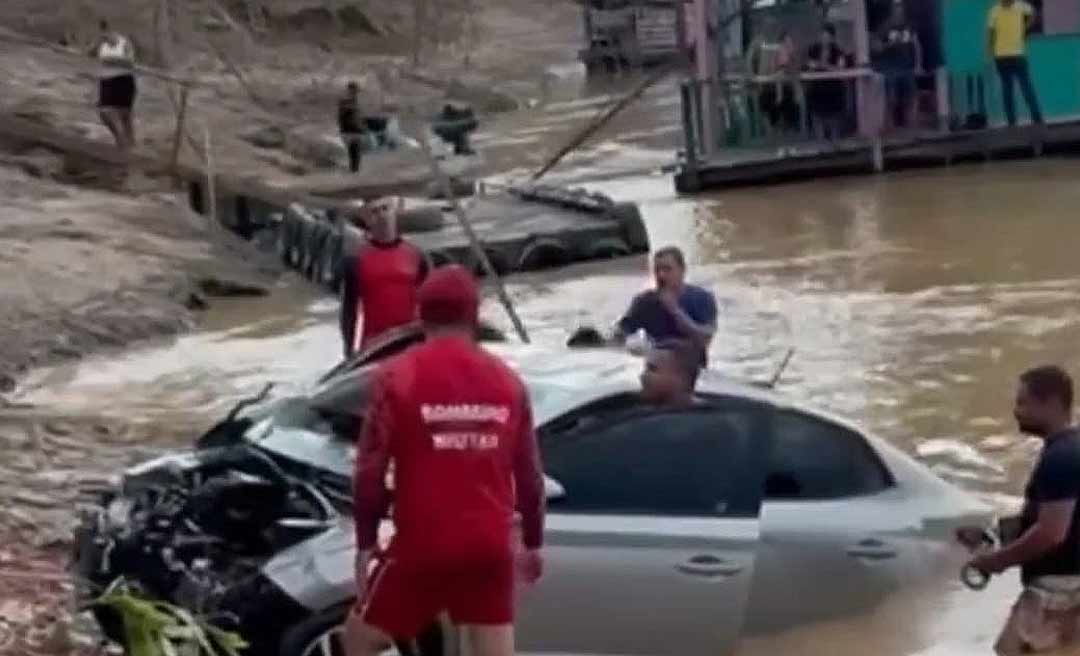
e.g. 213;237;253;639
674;0;690;70
871;138;884;172
695;0;718;157
935;67;951;132
530;63;674;182
851;0;875;140
680;80;700;184
418;138;530;344
204;124;217;226
170;83;190;184
583;0;593;68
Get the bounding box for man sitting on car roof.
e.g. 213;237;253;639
640;339;705;409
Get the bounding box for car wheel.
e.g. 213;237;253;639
280;606;445;656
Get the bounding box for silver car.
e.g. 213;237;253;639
74;326;996;656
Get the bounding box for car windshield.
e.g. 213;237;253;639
245;373;580;478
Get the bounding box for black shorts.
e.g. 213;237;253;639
99;74;136;109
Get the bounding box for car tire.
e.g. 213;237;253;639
398;206;445;234
279;605;446;656
610;202;650;253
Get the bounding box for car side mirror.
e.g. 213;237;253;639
544;475;566;502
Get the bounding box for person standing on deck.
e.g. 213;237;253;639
987;0;1044;127
338;197;430;358
338;81;368;173
89;20;137;152
749;29;800;136
874;0;923;130
612;246;718;364
805;23;852;141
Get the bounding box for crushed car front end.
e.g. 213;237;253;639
71;437;353;656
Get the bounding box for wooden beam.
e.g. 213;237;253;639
205;124;218;223
419;138;531;344
530;63;675;181
169;83;191;182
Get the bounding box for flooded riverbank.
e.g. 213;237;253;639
21;158;1080;497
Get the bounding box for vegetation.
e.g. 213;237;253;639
86;579;247;656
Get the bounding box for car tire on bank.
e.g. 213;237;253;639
279;606;349;656
610;202;649;253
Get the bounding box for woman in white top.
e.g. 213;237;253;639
89;20;137;151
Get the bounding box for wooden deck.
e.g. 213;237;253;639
674;121;1080;192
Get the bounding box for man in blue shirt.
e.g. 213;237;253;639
613;246;718;360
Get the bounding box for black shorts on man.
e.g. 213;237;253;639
99;74;137;109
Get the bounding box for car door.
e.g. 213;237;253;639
516;398;772;656
740;409;930;646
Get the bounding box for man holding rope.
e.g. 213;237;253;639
960;366;1080;654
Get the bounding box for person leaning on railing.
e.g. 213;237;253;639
804;23;852;141
748;29;800;135
873;0;923;130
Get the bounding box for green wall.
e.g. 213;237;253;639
943;0;1080;123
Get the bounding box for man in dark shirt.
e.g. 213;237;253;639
338;81;367;172
613;246;718;362
338;197;430;357
963;365;1080;654
805;23;852;140
874;2;923;129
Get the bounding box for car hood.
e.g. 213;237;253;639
246;416;356;478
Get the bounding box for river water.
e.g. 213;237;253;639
10;73;1080;653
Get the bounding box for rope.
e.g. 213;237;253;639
0;26;319;131
0;27;198;86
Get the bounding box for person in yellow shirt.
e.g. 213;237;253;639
987;0;1043;126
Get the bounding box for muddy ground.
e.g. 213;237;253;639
0;0;582;389
0;1;584;651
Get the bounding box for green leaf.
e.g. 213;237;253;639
85;578;248;656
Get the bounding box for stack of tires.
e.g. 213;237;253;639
272;186;649;290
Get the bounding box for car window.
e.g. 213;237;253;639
541;404;768;518
766;411;893;500
538;392;643;435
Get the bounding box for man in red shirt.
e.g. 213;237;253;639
348;264;545;656
339;196;430;357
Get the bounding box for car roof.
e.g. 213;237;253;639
257;339;976;505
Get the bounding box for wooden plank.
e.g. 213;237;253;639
681;119;1080;191
169;84;191;180
420;136;531;344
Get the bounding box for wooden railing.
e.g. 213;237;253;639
680;67;952;163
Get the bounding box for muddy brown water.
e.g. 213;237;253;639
8;72;1080;653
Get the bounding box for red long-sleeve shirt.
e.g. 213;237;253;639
353;334;545;562
339;239;429;357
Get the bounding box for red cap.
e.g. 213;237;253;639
418;264;479;326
